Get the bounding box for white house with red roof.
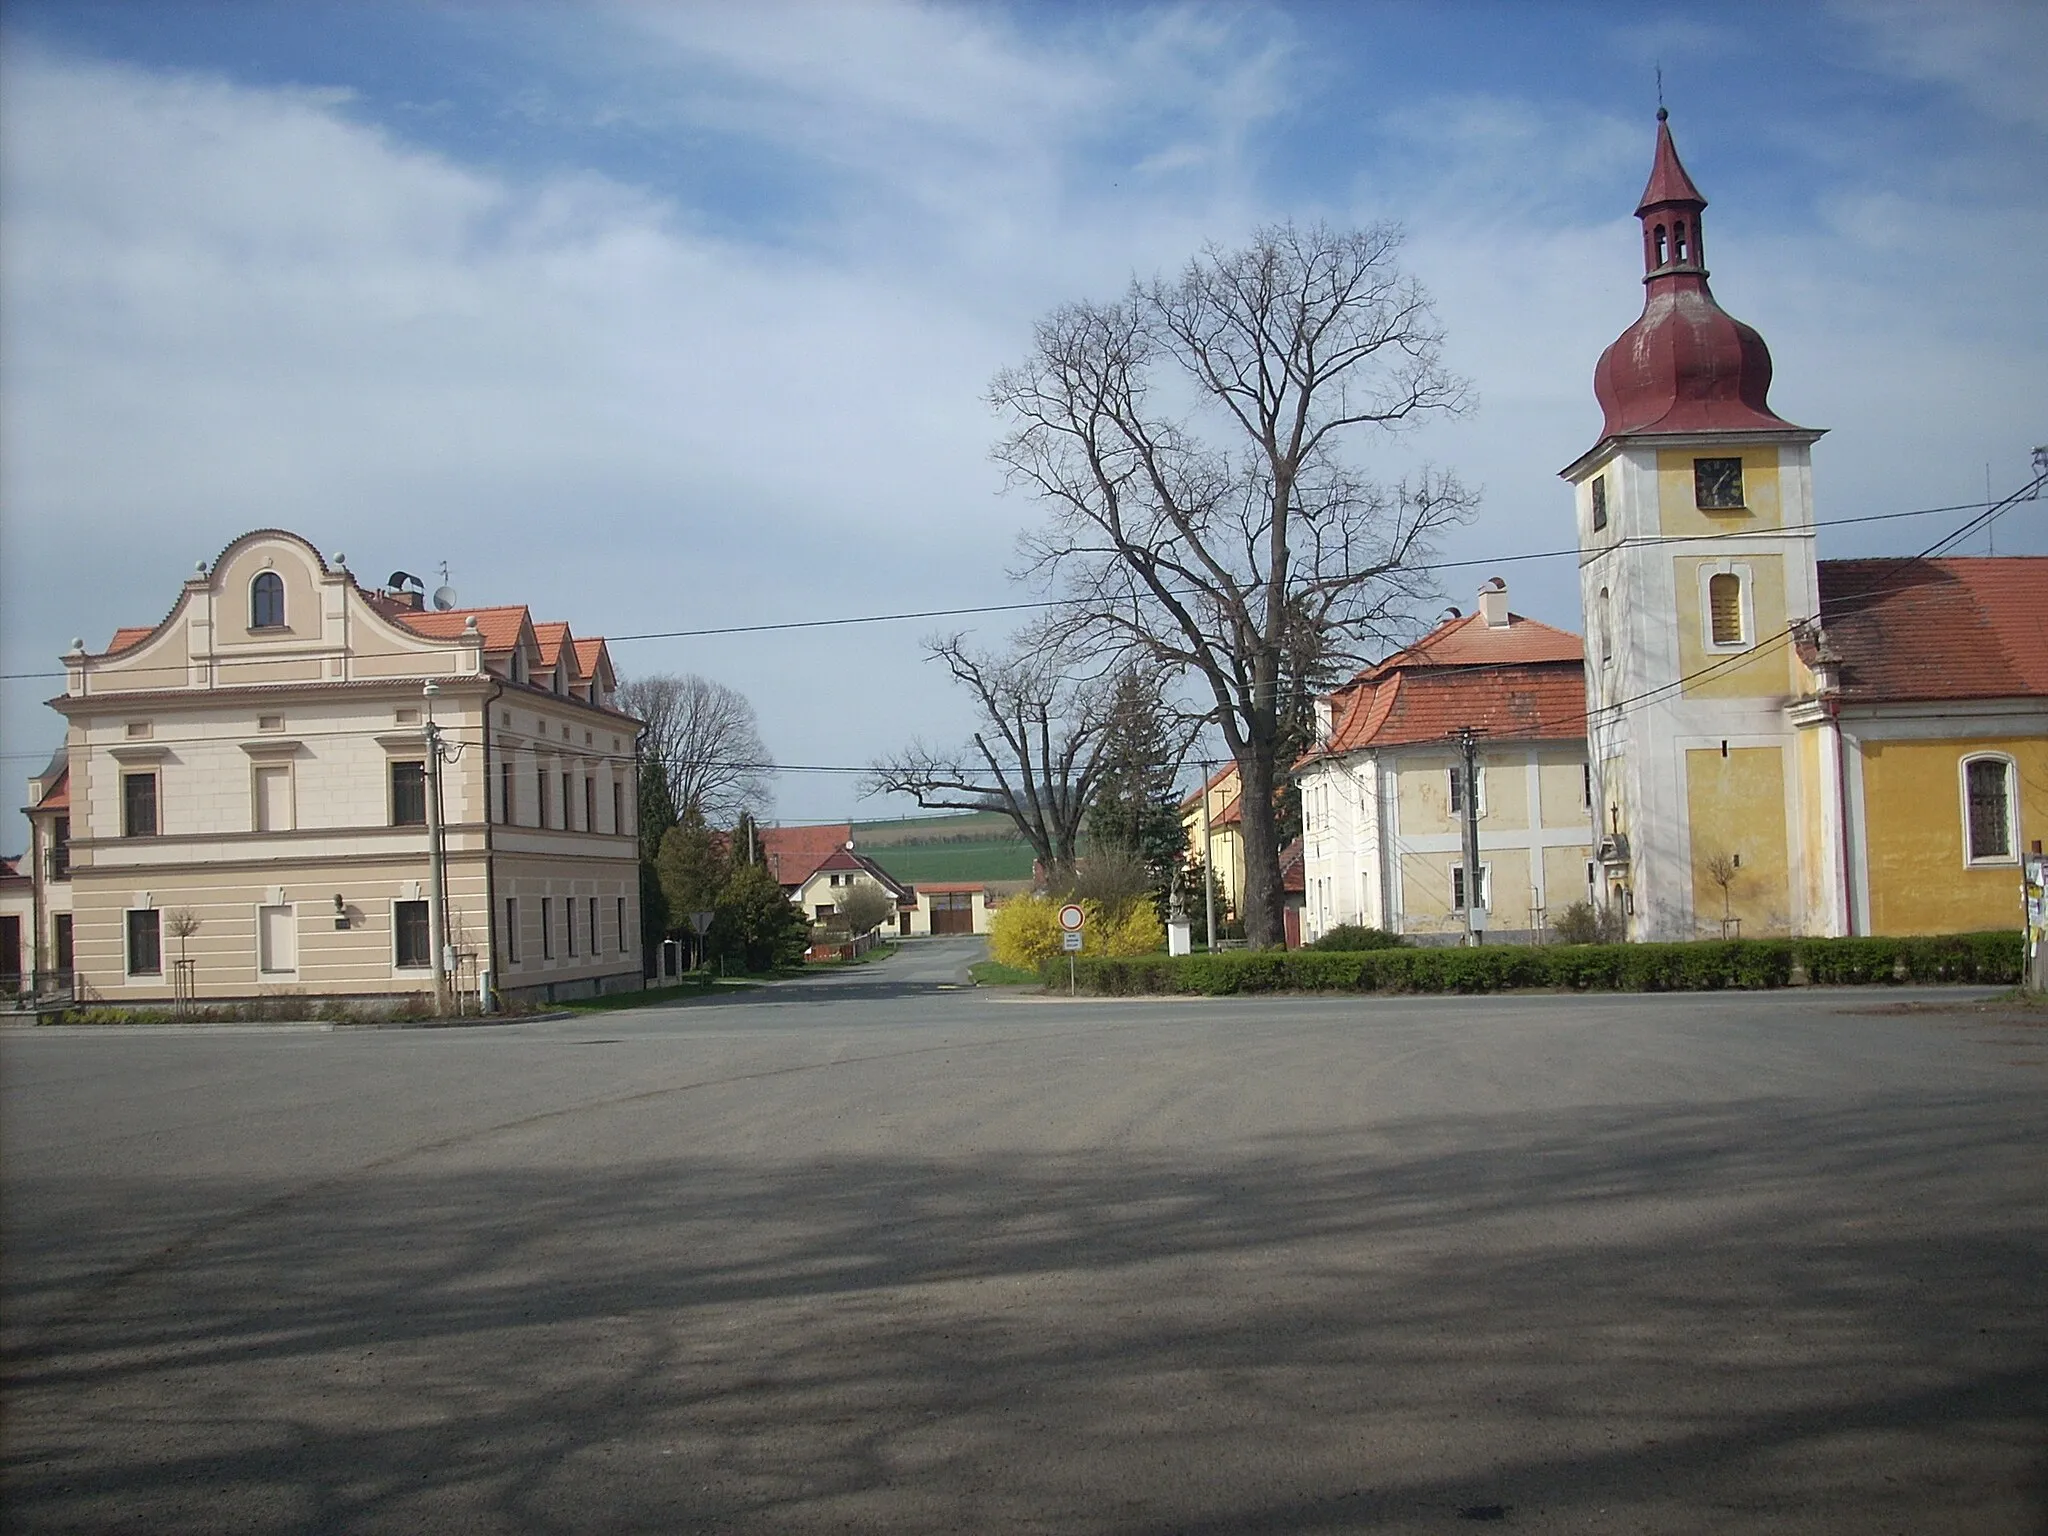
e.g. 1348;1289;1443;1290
35;528;644;1008
1297;579;1596;942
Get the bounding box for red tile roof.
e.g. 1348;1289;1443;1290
105;627;155;654
1306;603;1587;761
1179;762;1238;811
1358;609;1582;679
1817;556;2048;705
1280;837;1305;894
1320;668;1587;755
35;768;69;812
760;824;854;888
808;847;914;900
395;605;532;652
532;621;573;669
573;637;610;679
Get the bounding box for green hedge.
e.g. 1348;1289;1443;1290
1045;931;2024;997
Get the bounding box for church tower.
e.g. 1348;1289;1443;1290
1561;111;1829;940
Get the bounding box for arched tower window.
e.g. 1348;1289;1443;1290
1674;221;1689;262
250;572;285;630
1708;573;1744;645
1653;224;1668;266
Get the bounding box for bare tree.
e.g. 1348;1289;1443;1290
616;673;775;827
994;221;1475;946
867;631;1112;879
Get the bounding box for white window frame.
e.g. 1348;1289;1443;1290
1959;752;2020;867
257;902;299;976
1451;861;1493;913
125;905;162;980
1698;561;1753;652
1447;764;1487;817
392;899;433;972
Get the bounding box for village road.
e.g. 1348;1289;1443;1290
4;967;2045;1533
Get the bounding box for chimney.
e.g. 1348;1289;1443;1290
1478;576;1510;629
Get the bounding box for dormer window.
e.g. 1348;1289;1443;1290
251;572;285;630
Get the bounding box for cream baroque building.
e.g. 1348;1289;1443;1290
42;529;644;1007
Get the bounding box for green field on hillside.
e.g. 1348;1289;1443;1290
863;839;1036;885
852;811;1022;847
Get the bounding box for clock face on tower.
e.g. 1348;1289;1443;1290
1693;457;1745;510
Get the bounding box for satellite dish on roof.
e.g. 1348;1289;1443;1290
432;586;458;611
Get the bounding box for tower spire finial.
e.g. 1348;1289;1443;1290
1655;63;1665;116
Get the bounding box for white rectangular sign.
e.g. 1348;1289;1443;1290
1062;930;1084;952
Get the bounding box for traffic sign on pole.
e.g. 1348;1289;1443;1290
1058;903;1085;932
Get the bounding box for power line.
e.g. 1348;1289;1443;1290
0;493;2016;687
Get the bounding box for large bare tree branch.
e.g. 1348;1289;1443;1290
866;632;1113;877
615;673;775;829
992;220;1475;947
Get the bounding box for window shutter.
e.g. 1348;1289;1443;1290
1708;573;1743;645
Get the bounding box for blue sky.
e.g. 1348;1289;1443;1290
3;1;2043;837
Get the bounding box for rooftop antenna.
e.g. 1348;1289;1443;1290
431;559;458;612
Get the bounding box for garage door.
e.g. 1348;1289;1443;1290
929;892;975;935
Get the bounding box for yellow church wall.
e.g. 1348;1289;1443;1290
1674;553;1794;698
1685;746;1793;935
1794;726;1831;922
1857;736;2047;936
1656;446;1782;538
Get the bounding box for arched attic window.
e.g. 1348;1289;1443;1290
251;572;285;630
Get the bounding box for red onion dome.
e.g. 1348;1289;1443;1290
1591;111;1801;439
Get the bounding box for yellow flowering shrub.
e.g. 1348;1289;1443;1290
988;893;1165;970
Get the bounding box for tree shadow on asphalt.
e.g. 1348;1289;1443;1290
4;1091;2045;1533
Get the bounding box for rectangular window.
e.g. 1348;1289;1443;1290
1582;762;1594;809
612;781;623;835
537;764;549;827
541;897;554;959
1590;475;1608;532
617;896;627;954
394;900;431;968
500;760;515;824
585;777;596;832
122;772;159;837
258;904;296;973
562;772;574;829
1451;864;1491;913
1965;758;2013;861
1447;765;1484;815
254;764;293;832
1694;456;1745;510
1586;861;1599;903
504;897;520;964
391;761;427;826
589;897;599;957
567;896;578;956
51;817;70;880
126;908;162;975
1708;572;1744;646
55;913;73;972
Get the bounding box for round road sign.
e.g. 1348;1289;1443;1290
1057;902;1085;932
